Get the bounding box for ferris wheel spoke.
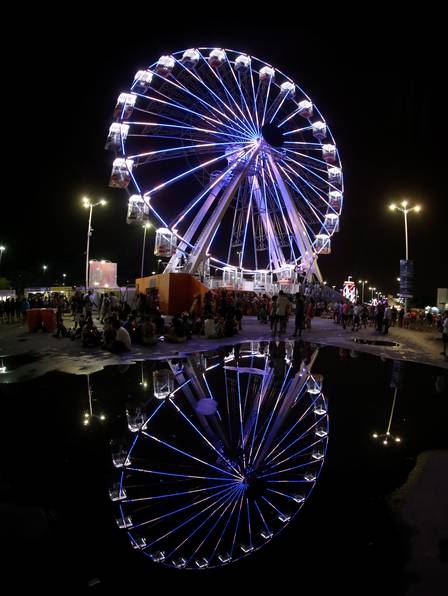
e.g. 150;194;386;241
259;458;318;479
215;55;258;136
141;430;240;478
136;91;227;132
283;124;314;137
278;103;311;128
282;152;331;187
277;161;329;220
276;166;329;223
162;482;245;560
165;485;243;564
263;402;317;464
129;119;247;144
227;63;258;132
266;90;290;125
259;77;275;128
246;365;275;465
150;70;248;133
147;149;241;197
172;58;256;140
265;421;325;467
125;462;236;484
169;399;244;478
284;145;330;168
137;482;239;538
197;57;257;139
128;141;229;164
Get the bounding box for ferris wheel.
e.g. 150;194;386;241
111;342;328;569
106;48;343;284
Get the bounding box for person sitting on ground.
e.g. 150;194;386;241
164;314;187;343
106;319;132;352
141;316;158;346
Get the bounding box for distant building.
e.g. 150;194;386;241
437;288;448;311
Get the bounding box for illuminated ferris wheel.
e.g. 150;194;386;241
106;48;343;285
111;342;328;569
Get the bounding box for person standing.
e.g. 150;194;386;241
292;293;305;337
441;312;448;358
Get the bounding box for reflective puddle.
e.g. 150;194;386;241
1;340;447;591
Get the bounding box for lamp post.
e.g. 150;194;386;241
389;200;421;313
82;197;107;292
82;375;106;426
0;245;5;269
368;286;376;303
42;264;47;286
372;387;401;446
358;279;368;304
140;223;151;279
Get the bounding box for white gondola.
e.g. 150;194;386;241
234;54;251;71
253;270;272;291
126;406;145;432
109;158;133;189
105;123;129;151
278;264;295;284
312;121;327;140
259;66;275;82
153;369;174;400
329;190;343;212
109;485;127;501
181;48;200;67
116;515;132;529
315;233;331;254
297;99;313;119
209;49;226;68
222;267;237;288
324;214;339;233
111;446;131;468
126;195;150;225
154;228;177;257
131;537;147;549
155;55;175;75
280;81;295;96
113;93;136;120
306;374;323;394
133;70;153;92
328;166;342;185
322;143;337;163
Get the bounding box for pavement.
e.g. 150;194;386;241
0;314;446;382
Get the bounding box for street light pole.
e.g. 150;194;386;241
389;200;421;313
0;245;5;269
140;223;151;278
82;197;106;292
358;279;368;304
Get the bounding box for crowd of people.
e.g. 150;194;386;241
1;287;447;360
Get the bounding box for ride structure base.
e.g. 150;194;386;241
135;273;209;316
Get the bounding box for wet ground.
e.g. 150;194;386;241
0;315;446;382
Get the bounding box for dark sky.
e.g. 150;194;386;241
3;12;446;303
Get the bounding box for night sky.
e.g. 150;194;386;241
3;12;446;304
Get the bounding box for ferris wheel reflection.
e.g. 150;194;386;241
111;340;328;569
